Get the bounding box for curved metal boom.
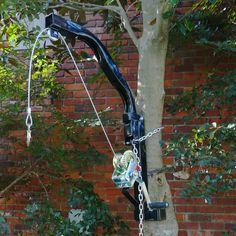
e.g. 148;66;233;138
45;13;167;221
46;13;140;144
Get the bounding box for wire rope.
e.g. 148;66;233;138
26;28;49;146
26;29;116;157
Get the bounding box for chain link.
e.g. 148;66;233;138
132;126;163;236
134;127;164;143
132;141;144;236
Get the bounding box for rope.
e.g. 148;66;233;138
26;29;116;157
58;33;116;156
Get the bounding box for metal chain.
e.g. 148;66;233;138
134;127;164;143
132;126;164;236
132;141;144;236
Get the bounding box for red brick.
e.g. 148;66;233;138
212;198;236;205
173;80;195;87
179;222;199;230
198;206;230;214
178;231;188;236
176;205;199;213
169;181;189;189
188;214;212;222
200;222;225;230
9;130;25;137
63;99;83;106
60;105;74;113
165;79;173;87
64;83;84;90
182;72;205;80
213;233;224;236
213;215;236;222
175;65;193;72
85;68;99;76
57;77;75;83
176;213;186;221
173;198;204;205
165;88;184;95
128;53;139;60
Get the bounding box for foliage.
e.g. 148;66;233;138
164;123;236;202
166;69;236;117
49;0;139;34
0;17;62;102
168;0;236;53
0;1;49;21
0;1;129;235
24;179;128;236
24;108;106;170
0;100;123;234
162;0;236;201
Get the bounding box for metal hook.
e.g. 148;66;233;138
25;107;33;147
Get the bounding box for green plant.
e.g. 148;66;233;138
161;0;236;202
164;123;236;202
0;3;128;235
166;69;236;117
24;179;128;236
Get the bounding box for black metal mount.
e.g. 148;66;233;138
45;13;167;221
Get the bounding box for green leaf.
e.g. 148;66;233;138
208;0;217;4
105;0;115;4
162;10;173;19
204;175;211;183
178;23;187;35
170;0;180;6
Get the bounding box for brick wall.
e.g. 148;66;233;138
53;14;236;236
164;46;236;236
1;10;236;236
53;13;140;235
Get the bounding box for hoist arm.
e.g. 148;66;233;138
45;13;167;221
46;13;138;144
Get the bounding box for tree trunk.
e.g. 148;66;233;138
136;0;178;235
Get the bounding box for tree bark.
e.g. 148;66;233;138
136;0;178;235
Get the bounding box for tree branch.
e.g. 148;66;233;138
50;0;139;50
0;158;42;197
50;2;120;14
126;0;140;13
0;169;32;197
32;171;49;199
168;6;194;33
115;0;139;49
